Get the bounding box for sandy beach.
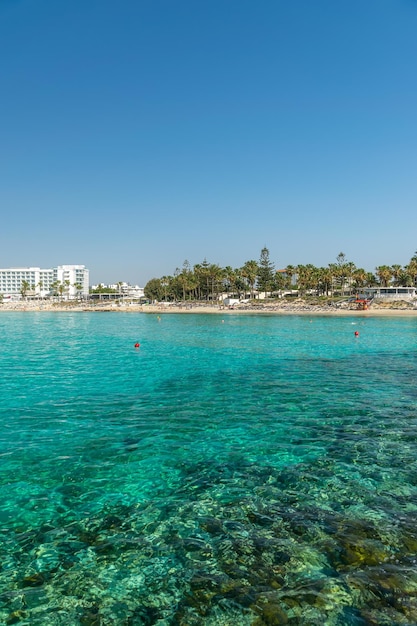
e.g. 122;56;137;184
2;300;417;316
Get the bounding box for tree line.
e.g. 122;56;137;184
144;248;417;302
18;280;83;300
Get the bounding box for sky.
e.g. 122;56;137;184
1;0;416;286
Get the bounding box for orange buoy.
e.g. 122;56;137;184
134;342;140;348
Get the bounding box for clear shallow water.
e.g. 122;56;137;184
1;312;417;625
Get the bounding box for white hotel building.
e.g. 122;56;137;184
0;265;89;300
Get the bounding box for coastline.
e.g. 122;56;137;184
1;301;417;316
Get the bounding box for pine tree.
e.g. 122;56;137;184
257;247;275;297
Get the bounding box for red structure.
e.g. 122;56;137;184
354;298;370;310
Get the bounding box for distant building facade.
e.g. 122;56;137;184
0;265;89;300
91;282;144;299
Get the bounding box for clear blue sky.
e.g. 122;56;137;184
1;0;416;285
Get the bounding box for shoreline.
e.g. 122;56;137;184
1;301;417;317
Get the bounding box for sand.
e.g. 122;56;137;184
1;300;417;316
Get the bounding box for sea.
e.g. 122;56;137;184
1;311;417;626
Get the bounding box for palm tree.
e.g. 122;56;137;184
160;276;170;301
296;265;309;296
207;263;223;301
51;280;60;300
194;260;211;301
406;256;417;287
63;279;71;300
241;260;258;299
308;264;321;295
175;260;196;301
284;265;296;290
365;272;377;287
375;265;392;287
223;266;237;297
327;263;339;294
391;264;403;287
58;282;65;301
352;268;367;293
20;280;30;300
175;269;191;301
296;264;320;296
187;272;199;300
273;271;287;297
73;283;83;300
233;267;246;299
319;267;334;296
345;262;356;295
192;264;203;300
52;280;68;301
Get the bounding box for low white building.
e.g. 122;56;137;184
363;287;417;300
0;265;89;300
111;283;144;299
91;283;144;299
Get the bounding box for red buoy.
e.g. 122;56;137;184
354;331;359;337
134;342;140;348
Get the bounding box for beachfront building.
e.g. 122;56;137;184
109;283;144;299
54;265;90;299
362;287;417;300
90;283;144;300
0;265;89;300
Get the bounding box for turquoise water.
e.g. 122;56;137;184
1;312;417;625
